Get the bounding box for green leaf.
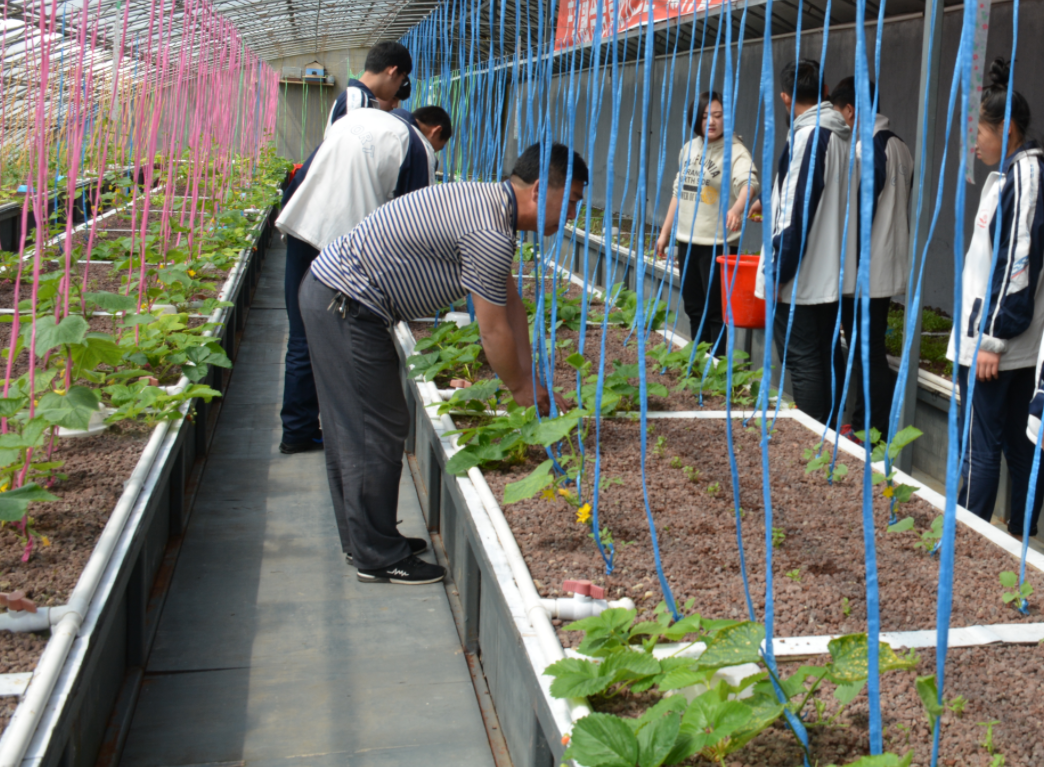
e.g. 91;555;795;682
662;614;703;641
636;709;681;767
0;396;26;418
0;482;59;522
565;352;590;371
826;634;917;684
502;460;554;504
893;484;918;504
445;449;485;476
727;692;786;751
828;754;913;767
679;694;752;753
887;517;915;533
563;714;639;767
35;386;102;430
999;571;1018;589
521;411;582;447
545;657;613;699
602;650;661;678
916;674;944;727
697;621;765;668
445;378;500;403
886;425;924;458
84;291;139;313
656;664;707;692
24;315;89;355
833;679;866;706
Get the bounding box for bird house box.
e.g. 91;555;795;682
303;61;325;81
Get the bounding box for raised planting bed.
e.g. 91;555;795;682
0;152;289;767
393;305;1044;767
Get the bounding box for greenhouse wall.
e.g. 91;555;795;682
518;0;1043;312
272;46;371;162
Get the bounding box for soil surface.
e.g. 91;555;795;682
0;422;150;675
408;322;736;411
596;643;1044;766
484;418;1044;644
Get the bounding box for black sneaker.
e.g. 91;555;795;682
279;432;324;454
346;537;428;565
357;554;445;585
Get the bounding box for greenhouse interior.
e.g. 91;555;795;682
0;0;1043;764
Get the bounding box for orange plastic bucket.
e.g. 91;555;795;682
716;254;765;329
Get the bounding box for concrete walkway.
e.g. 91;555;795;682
119;240;496;767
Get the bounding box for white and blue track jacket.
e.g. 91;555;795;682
948;142;1044;374
755;102;855;305
845;114;914;299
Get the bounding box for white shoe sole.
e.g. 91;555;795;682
356;572;444;585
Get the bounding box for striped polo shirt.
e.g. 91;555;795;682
310;181;519;323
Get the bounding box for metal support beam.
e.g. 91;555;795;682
898;0;945;474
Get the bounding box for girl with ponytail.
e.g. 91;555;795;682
949;58;1044;540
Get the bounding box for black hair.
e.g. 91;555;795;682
781;59;822;105
980;58;1031;142
395;76;412;102
412;105;453;141
511;143;589;187
364;42;413;76
691;91;724;137
829;76;876;110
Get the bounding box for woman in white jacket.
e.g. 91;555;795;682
655;91;760;349
948;59;1044;539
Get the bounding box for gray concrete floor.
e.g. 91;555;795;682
119;241;496;767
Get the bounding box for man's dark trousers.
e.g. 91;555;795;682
773;301;845;427
280;234;322;446
298;274;412;569
840;296;895;436
957;365;1044;537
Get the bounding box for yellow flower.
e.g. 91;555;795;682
576;504;592;525
540;487;555;502
53;388;66;396
188;269;196;277
882;485;895;499
0;480;9;492
40;536;50;547
558;488;571;497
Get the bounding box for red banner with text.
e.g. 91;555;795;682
554;0;725;50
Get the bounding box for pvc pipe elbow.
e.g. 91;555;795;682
0;605;75;633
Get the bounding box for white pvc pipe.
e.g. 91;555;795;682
540;595;635;621
0;419;171;767
0;606;75;633
466;466;592;723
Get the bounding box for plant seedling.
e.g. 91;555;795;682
786;569;801;583
669;456;682;469
706;481;720;496
652;434;666;456
914;516;944;553
841;597;851;617
978;720;1001;756
803;441;848;482
999;571;1033;607
887;517;915;533
682;466;701;483
771;527;785;549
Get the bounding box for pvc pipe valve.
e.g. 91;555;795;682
540;580;635;621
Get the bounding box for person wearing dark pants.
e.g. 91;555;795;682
775;302;845;426
830;77;913;440
275;106;452;453
840;296;894;437
959;368;1044;536
755;61;855;428
950;60;1044;539
301;143;586;584
677;243;728;346
280;235;323;451
655;90;759;350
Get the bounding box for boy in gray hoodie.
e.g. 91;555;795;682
755;59;856;427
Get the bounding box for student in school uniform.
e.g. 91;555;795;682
325;42;412;137
302;144;586;584
275;106;451;454
829;77;913;440
955;60;1044;539
755;59;856;427
655;90;760;349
